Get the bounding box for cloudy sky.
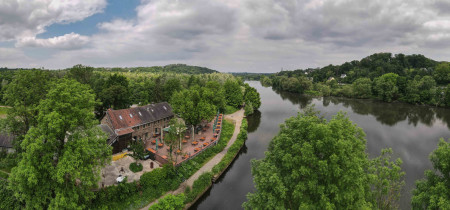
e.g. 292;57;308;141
1;0;449;72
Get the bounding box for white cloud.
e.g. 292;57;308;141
2;0;450;71
16;33;90;50
0;0;106;41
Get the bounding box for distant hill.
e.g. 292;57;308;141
97;64;218;74
274;53;441;82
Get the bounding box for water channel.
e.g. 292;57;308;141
192;81;450;209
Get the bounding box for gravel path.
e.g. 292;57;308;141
141;109;245;209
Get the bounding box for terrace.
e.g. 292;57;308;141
145;113;224;166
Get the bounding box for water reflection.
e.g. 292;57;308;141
247;110;261;133
275;87;450;128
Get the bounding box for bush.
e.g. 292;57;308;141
129;162;143;173
150;194;185;210
185;172;213;203
224;105;239;115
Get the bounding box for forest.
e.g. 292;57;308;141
260;53;450;107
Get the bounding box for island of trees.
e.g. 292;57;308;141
260;53;450;107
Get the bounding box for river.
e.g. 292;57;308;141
191;81;450;209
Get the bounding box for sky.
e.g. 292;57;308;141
0;0;450;73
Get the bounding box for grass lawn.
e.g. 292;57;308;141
224;105;239;115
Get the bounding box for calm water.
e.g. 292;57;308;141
191;81;450;210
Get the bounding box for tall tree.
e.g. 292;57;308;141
3;70;51;150
66;64;94;85
374;73;399;102
170;86;215;137
9;79;111;209
244;108;404;209
224;79;243;108
244;83;261;110
412;138;450;209
100;74;130;109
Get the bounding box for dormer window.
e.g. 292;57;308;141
129;114;133;118
119;115;123;120
138;112;142;116
163;106;167;111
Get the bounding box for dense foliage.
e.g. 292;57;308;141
412;139;450;209
150;194;185;210
262;53;450;107
129;162;143;173
9;79;112;209
244;108;405;209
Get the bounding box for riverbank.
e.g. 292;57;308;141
142;109;245;209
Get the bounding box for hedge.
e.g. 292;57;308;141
212;119;248;175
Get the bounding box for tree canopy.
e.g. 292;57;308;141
412;138;450;209
244;108;404;209
9;79;111;209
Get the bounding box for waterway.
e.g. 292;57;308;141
192;81;450;209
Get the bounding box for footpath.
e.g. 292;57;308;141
141;109;245;210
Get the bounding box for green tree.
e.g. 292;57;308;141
66;64;94;85
100;74;130;109
128;140;146;163
224;79;243;108
352;78;372;99
3;70;51;151
412;138;450;209
164;118;186;161
163;78;181;101
244;108;405;209
433;62;450;85
204;81;226;112
149;193;185;210
9;79;111;209
170;86;215;138
244;84;261;110
368;148;405;209
374;73;399;102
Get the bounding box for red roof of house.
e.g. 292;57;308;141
104;102;174;136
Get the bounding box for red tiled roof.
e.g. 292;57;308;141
106;102;174;133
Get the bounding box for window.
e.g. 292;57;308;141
138;112;142;116
119;115;123;120
163;106;167;111
129;114;133;118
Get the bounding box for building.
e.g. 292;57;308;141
100;102;174;154
0;133;14;153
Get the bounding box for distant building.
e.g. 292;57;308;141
327;77;335;81
340;74;347;78
0;133;14;153
100;102;174;154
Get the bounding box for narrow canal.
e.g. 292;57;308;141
191;81;450;209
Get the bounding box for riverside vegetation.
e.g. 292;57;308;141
261;53;450;107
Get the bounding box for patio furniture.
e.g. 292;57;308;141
185;135;190;139
203;142;209;147
176;149;181;154
161;155;168;160
151;140;156;145
194;148;200;152
199;137;205;141
191;141;198;146
182;139;188;143
211;137;217;142
158;143;163;147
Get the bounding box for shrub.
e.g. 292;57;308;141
129;162;143;173
185;172;213;203
150;194;185;210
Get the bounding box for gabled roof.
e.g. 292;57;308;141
0;133;14;148
106;102;174;131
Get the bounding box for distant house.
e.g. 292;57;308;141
340;74;347;78
100;102;174;154
0;133;14;153
327;77;335;81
